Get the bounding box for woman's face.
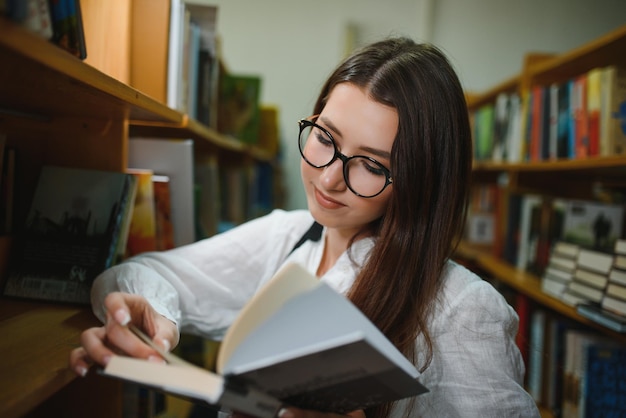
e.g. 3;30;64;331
301;83;398;235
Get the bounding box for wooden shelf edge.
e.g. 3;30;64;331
0;299;101;418
472;154;626;173
466;74;521;110
129;117;277;162
0;18;182;125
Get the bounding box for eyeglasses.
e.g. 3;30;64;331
298;116;393;198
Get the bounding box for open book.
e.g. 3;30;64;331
103;263;428;417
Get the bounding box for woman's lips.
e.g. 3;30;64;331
314;188;345;209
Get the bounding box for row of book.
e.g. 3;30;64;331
519;301;626;418
1;164;174;304
542;238;626;332
465;184;625;278
1;137;281;305
168;2;269;148
2;0;87;59
471;64;626;163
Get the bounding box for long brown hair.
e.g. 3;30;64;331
312;38;472;417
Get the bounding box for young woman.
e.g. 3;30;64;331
70;37;539;418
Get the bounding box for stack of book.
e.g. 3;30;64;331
541;238;626;332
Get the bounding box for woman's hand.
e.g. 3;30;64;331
69;292;179;377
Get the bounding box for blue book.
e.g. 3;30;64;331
583;343;626;418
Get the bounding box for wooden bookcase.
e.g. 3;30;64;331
0;8;275;418
457;24;626;418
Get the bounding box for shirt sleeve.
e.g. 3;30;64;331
90;209;315;338
413;276;540;417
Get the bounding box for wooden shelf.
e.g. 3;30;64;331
0;299;101;418
528;24;626;87
455;242;626;344
129;117;276;162
0;19;182;125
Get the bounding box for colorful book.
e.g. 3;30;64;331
152;174;175;251
125;168;158;257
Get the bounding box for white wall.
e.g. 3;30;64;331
431;0;626;92
191;0;625;210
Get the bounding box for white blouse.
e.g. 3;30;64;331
91;209;540;417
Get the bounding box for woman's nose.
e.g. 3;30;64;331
319;158;347;192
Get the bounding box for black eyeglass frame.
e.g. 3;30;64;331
297;117;393;198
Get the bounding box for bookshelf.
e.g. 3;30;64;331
0;7;277;418
457;24;626;417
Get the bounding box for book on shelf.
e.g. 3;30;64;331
576;248;614;275
152;174;175;251
128;138;195;248
577;302;626;333
194;155;221;238
491;92;510;162
582;343;626;417
527;309;547;403
572;267;609;290
102;263;428;417
561;199;624;254
0;142;15;235
3;165;137;304
167;1;218;114
608;266;626;286
218;73;263;144
561;330;608;418
602;293;626;317
541;241;579;299
573;73;589;158
586;67;603;157
605;282;626;300
48;0;87;59
600;65;626;156
125;168;158;257
23;0;53;39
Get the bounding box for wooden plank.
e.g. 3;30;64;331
0;300;100;418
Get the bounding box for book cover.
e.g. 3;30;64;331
128;138;195;248
3;166;135;304
573;74;589;158
48;0;86;59
555;81;571;159
602;293;626;316
586;67;603;156
601;65;626;156
583;343;626;417
125;168;158;257
23;0;53;39
561;199;624;253
102;263;428;417
152;175;175;251
218;73;262;144
492;92;510;162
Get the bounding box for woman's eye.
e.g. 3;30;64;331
361;159;386;176
314;129;333;147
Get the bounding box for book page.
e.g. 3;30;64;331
105;356;224;403
217;262;319;373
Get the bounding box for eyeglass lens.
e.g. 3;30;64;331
299;123;390;197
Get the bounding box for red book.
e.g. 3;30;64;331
574;74;589;158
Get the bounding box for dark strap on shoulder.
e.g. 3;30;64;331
289;221;323;255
